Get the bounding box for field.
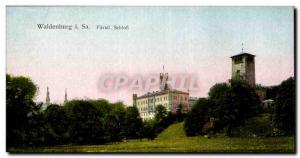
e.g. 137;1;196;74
8;122;295;153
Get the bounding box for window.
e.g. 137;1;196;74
234;56;243;64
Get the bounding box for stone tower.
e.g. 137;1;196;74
46;87;50;105
132;94;137;107
159;65;168;91
64;88;68;104
230;53;255;88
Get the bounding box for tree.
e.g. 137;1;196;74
44;104;69;145
273;77;295;135
6;74;38;147
64;100;106;144
154;105;167;123
184;98;214;136
209;80;261;136
104;102;127;142
208;83;231;102
165;111;176;126
153;105;171;135
143;119;156;140
124;106;143;139
175;104;184;122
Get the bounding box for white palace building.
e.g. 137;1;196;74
133;70;192;120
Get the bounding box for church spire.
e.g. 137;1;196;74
64;88;68;103
46;87;50;105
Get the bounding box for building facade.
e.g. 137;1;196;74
231;53;255;88
133;89;189;120
133;70;190;120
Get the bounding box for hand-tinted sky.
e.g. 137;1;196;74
7;6;294;105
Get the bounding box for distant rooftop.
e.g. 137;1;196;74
137;89;188;99
230;52;255;58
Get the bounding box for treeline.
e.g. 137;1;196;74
25;100;145;146
184;78;295;137
6;74;183;147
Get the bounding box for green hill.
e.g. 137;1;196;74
156;122;186;140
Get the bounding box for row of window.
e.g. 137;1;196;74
139;104;170;112
137;96;188;106
174;96;188;101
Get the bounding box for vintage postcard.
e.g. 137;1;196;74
6;6;295;153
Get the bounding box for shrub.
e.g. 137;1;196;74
232;114;274;137
184;98;214;136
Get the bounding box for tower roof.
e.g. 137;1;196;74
230;53;255;58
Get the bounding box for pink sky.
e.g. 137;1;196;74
6;7;294;105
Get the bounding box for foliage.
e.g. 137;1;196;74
8;122;295;153
124;106;143;139
185;80;261;137
43;104;69;145
143;119;156;140
104;102;127;142
65;100;106;144
175;104;185;122
154;105;167;123
184;98;214;136
212;80;261;135
153;105;176;136
272;77;295;135
6;74;39;147
6;74;147;147
232;114;274;137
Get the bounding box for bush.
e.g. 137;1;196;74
143;119;156;140
209;80;261;136
184;98;214;136
124;106;143;139
232;114;274;137
273;77;295;135
66;101;106;144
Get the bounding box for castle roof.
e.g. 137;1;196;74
136;89;188;99
230;52;255;58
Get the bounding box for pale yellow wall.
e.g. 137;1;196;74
135;91;189;120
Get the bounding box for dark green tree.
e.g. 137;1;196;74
44;104;69;145
175;104;184;122
124;106;143;139
104;102;127;142
64;100;106;144
209;80;261;136
143;119;156;140
184;98;214;136
153;105;169;135
273;77;295;135
6;74;38;147
154;104;167;123
208;83;231;102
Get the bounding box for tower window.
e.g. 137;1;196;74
234;57;243;64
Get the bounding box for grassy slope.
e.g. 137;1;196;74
8;122;295;153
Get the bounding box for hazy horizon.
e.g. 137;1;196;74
7;6;294;105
